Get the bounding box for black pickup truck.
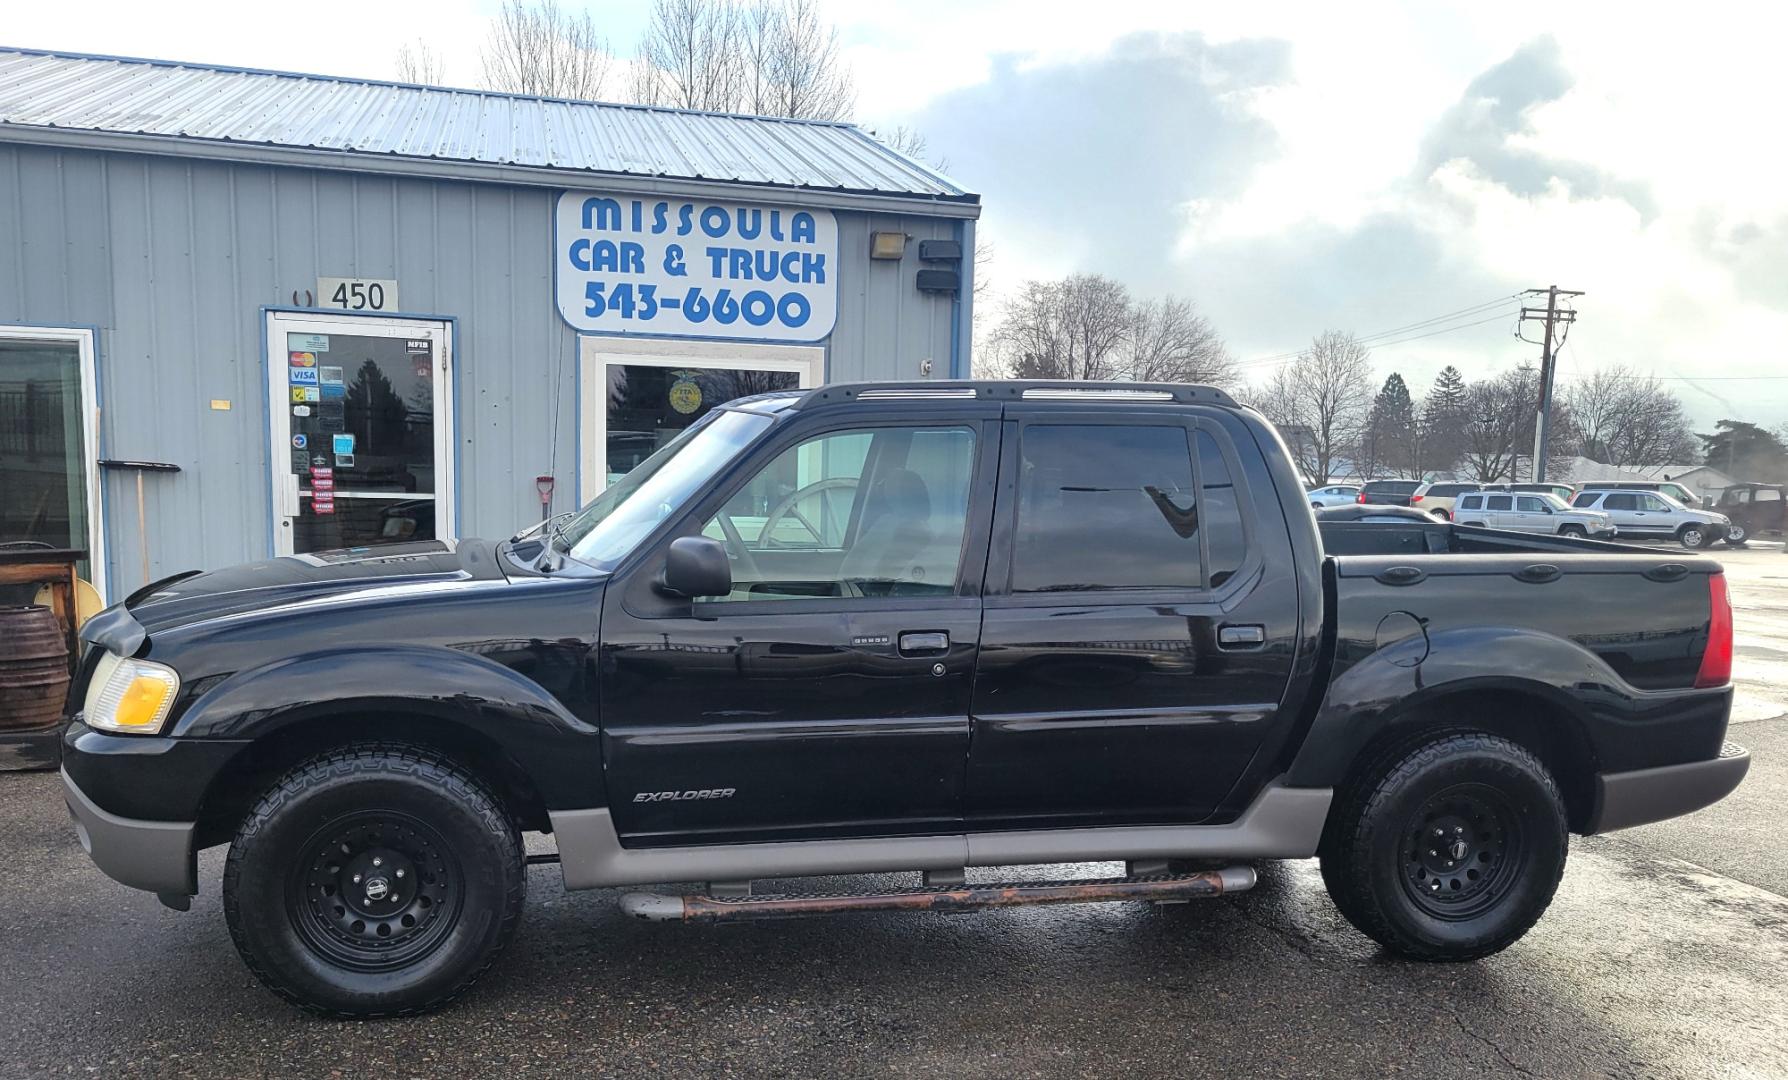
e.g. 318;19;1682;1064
61;380;1749;1017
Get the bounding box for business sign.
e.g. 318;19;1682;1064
555;192;837;342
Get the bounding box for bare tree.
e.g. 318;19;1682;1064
760;0;853;119
988;275;1134;380
637;0;743;111
1251;331;1374;483
396;40;448;85
1454;365;1579;482
481;0;613;99
1121;297;1236;385
1565;366;1697;467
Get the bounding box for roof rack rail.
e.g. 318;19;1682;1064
794;380;1238;409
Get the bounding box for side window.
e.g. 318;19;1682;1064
1013;424;1200;592
1195;430;1246;588
700;425;974;602
1603;494;1639;511
1572;492;1598;508
1757;489;1783;503
1726;489;1751;505
1486;495;1513;511
1516;496;1545;512
1639;495;1670;512
1460;495;1481;510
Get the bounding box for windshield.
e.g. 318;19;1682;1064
560;408;772;571
1538;493;1573;511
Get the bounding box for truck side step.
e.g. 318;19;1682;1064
618;866;1257;923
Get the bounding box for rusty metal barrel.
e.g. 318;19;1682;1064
0;605;71;732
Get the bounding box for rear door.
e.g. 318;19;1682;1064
967;407;1299;829
599;405;998;845
1482;493;1515;528
1599;492;1654;534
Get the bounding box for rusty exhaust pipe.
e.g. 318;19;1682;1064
619;867;1256;923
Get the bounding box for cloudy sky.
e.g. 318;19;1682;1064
11;1;1788;426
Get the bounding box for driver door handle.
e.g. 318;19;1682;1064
898;631;949;655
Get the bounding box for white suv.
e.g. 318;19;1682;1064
1454;491;1616;538
1570;488;1733;549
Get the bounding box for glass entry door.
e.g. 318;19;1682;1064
266;312;453;556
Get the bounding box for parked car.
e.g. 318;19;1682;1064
1588;480;1708;509
63;380;1747;1017
1715;483;1786;545
1479;482;1578;503
1409;481;1478;520
1571;488;1733;548
1356;478;1422;506
1453;491;1616;538
1313;504;1436;524
1307;483;1362;508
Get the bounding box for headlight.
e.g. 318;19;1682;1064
83;652;181;734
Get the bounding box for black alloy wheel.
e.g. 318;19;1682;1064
1319;732;1567;961
224;744;525;1017
289;812;462;972
1399;786;1522;921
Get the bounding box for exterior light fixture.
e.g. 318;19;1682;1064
870;232;907;260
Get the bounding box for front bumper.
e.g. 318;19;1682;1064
1586;742;1750;834
62;767;196;898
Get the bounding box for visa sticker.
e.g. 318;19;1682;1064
332;433;356;455
289;367;319;385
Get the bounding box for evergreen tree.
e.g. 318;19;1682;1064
1422;365;1470;473
1699;420;1788;482
1363;373;1416;477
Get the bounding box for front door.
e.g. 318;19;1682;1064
265;312;453;555
968;408;1300;830
599;408;998;846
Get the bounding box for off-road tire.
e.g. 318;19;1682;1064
1319;732;1567;962
222;744;525;1017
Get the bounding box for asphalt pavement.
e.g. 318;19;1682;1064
2;544;1785;1079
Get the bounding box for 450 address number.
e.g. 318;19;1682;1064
584;282;813;329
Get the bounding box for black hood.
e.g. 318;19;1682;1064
84;540;511;651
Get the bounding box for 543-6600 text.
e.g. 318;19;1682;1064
583;282;812;329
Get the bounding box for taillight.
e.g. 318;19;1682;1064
1357;491;1368;503
1411;493;1424;503
1695;573;1733;688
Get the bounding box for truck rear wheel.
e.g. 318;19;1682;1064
222;744;525;1017
1319;732;1566;962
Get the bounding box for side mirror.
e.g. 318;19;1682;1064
659;536;732;598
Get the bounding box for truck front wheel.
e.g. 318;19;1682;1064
222;744;525;1017
1319;732;1567;961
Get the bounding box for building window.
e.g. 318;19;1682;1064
0;330;103;596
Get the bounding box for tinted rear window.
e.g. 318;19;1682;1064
1572;493;1599;507
1486;495;1513;511
1429;484;1470;497
1013;424;1199;592
1366;481;1420;494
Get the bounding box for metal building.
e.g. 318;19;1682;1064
0;48;979;601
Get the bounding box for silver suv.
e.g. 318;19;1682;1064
1570;488;1734;549
1453;491;1616;538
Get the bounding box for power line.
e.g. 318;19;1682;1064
1239;293;1522;367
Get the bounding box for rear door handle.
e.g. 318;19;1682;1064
1217;624;1266;649
898;631;949;655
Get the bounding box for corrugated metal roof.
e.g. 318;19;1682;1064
0;48;974;204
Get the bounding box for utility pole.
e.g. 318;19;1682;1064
1519;285;1584;483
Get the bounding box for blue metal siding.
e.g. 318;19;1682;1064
0;143;963;596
